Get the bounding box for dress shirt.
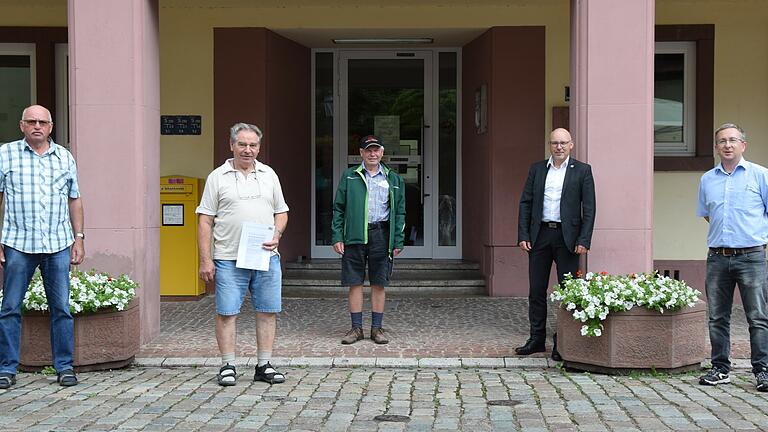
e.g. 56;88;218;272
364;164;390;223
0;139;80;254
542;156;569;222
697;158;768;248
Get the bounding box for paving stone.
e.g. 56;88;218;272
417;358;461;368
376;357;419;368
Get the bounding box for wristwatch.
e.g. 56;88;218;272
75;232;85;240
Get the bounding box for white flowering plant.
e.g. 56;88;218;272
550;271;700;337
0;269;137;314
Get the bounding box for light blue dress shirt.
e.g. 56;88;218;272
697;158;768;248
363;164;390;223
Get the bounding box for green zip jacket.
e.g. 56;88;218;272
331;163;406;254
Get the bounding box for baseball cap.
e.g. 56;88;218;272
359;135;383;149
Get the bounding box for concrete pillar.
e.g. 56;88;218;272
68;0;160;343
570;0;654;274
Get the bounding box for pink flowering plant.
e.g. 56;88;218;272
0;269;137;314
550;271;700;337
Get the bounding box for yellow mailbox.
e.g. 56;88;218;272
160;176;205;296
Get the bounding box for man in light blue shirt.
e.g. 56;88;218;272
697;123;768;392
0;105;85;390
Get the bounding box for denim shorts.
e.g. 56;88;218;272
214;255;282;315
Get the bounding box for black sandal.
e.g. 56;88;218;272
0;373;15;389
253;362;285;384
57;369;78;387
217;364;237;386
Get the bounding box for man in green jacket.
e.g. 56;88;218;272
332;135;406;345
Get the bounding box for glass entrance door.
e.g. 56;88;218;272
341;51;433;258
312;49;460;259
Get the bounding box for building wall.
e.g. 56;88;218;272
156;2;571;178
655;1;768;262
3;1;768;267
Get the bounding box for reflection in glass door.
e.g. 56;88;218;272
341;51;433;257
0;44;36;144
312;49;460;259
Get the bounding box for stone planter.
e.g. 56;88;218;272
556;301;707;374
19;300;140;372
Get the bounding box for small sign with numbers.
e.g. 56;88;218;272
161;115;202;135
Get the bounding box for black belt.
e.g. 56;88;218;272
368;221;389;230
542;221;561;229
709;245;765;256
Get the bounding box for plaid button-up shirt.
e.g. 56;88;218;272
0;139;81;254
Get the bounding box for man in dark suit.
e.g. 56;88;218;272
516;128;596;360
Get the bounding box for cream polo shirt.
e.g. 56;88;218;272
196;159;289;260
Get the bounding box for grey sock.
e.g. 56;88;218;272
257;351;272;367
221;352;235;366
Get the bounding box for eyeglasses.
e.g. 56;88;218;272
549;140;571;147
715;137;743;146
22;119;52;127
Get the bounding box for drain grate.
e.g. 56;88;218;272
487;399;523;407
373;415;411;423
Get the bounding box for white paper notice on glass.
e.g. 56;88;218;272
235;223;275;271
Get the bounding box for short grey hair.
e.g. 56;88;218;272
714;123;746;141
229;123;263;142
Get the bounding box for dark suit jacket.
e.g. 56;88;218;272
517;158;596;251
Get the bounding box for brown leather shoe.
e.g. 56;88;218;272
341;327;364;345
370;327;389;344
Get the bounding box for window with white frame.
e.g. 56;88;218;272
655;41;696;156
0;43;36;144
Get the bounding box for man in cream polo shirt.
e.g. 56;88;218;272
197;123;289;386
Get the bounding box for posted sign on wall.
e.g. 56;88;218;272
161;115;202;135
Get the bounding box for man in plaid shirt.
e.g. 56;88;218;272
0;105;85;389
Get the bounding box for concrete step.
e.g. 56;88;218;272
285;259;480;271
283;259;486;298
282;285;486;298
284;269;483;280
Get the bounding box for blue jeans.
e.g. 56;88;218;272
0;246;74;374
706;249;768;374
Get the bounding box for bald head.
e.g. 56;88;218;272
548;128;573;166
550;128;572;143
19;105;54;147
21;105;52;122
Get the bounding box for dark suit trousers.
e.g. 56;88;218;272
528;223;579;340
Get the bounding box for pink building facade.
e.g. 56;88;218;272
3;0;745;344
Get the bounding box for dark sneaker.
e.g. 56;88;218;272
57;369;78;387
699;367;730;386
0;373;15;389
370;327;389;344
253;362;285;384
341;327;364;345
756;370;768;392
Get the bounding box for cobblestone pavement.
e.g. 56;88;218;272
139;297;751;360
1;366;767;431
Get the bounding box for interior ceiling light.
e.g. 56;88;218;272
332;38;434;44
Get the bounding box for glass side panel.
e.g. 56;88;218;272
315;52;334;246
0;55;31;144
438;52;457;246
654;53;685;144
347;58;424;246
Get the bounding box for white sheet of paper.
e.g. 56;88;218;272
235;223;274;271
